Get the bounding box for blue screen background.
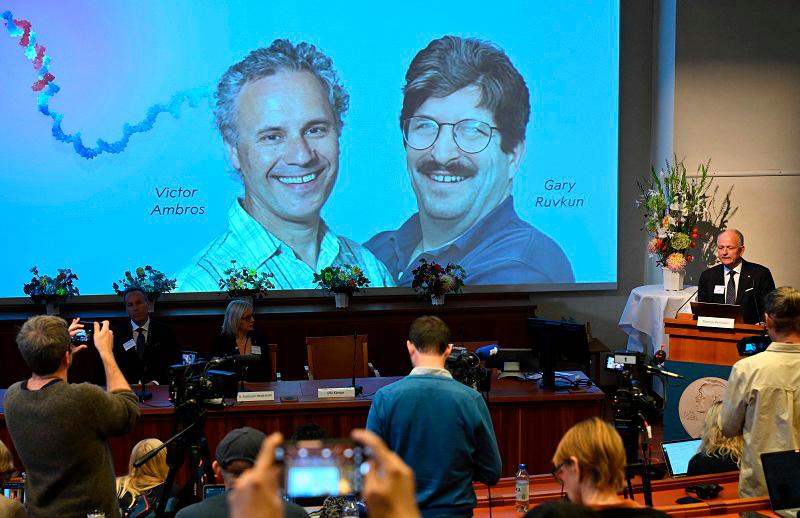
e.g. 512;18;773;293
0;0;618;296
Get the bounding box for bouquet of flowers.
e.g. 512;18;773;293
313;264;370;294
638;157;712;271
23;266;80;303
411;259;466;297
113;265;177;301
218;260;275;299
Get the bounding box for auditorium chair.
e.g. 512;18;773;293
304;335;380;380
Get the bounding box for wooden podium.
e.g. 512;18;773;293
664;313;766;366
662;314;766;440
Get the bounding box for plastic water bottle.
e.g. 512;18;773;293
341;495;359;517
515;463;530;512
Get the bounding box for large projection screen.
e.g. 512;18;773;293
0;1;619;296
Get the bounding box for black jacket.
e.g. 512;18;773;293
697;259;775;324
113;319;179;385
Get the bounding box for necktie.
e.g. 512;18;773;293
136;327;146;359
725;271;736;305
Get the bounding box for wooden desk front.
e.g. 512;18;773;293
665;313;765;366
474;470;777;517
0;375;604;478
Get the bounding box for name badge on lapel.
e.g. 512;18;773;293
251;345;262;356
714;285;725;295
123;339;136;351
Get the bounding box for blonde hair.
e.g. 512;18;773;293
698;401;743;465
552;417;626;492
116;438;169;498
0;440;15;482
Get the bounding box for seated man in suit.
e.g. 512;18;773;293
697;229;775;324
114;287;179;385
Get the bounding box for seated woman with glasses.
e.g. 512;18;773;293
211;298;271;381
547;418;668;517
687;400;742;476
117;438;173;517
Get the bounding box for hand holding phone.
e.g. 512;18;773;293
275;439;368;503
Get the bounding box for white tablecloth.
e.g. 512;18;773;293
618;284;697;357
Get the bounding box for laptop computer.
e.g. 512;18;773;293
762;450;800;518
690;301;743;324
661;438;702;478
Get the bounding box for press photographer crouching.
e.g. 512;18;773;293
175;427;308;518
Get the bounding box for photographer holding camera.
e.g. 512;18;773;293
366;316;501;518
3;316;140;518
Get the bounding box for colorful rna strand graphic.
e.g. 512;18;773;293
2;10;211;159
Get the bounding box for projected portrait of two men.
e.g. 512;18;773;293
176;36;574;292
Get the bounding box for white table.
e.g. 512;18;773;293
618;284;696;357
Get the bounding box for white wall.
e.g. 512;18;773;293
675;0;800;289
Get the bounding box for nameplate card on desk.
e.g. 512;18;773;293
236;391;274;403
697;316;735;329
318;387;357;399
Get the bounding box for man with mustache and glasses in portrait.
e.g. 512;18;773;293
366;36;573;286
177;40;393;291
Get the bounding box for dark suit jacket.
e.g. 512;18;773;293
210;331;271;382
697;259;775;324
113;319;179;385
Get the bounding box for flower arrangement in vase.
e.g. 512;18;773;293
638;156;712;290
411;259;466;305
113;265;177;305
23;266;80;314
313;264;370;308
218;260;275;300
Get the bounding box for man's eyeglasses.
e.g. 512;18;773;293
402;116;499;154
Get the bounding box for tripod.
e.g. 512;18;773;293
136;402;215;517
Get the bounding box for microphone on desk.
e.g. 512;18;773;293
673;288;699;319
474;344;499;361
351;330;363;396
137;377;152;402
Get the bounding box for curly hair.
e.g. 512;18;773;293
698;400;743;465
215;39;349;146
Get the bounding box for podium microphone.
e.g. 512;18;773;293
137;376;152;402
673;288;699;318
351;330;363;396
